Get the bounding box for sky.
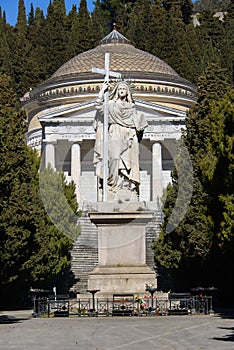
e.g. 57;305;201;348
0;0;95;26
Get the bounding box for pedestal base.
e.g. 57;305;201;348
88;265;156;295
87;207;157;295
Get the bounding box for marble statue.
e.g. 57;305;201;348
93;80;148;198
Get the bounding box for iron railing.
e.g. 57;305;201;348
32;294;214;318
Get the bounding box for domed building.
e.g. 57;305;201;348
23;29;196;292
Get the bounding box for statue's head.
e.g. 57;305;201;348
110;81;134;103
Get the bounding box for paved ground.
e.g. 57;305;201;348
0;310;233;349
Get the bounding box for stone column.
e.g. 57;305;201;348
45;142;56;169
152;142;163;201
71;142;81;204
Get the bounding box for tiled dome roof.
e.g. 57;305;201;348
51;30;179;79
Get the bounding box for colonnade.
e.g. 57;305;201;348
44;140;164;203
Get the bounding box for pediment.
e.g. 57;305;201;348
38;101;96;123
135;99;186;120
37;99;186;124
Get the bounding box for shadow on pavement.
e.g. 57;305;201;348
0;315;29;324
213;327;234;342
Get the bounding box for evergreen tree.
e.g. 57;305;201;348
76;0;93;53
66;5;79;58
204;90;234;248
0;73;39;301
181;0;193;24
193;0;231;12
0;8;12;77
44;0;69;76
28;3;35;26
163;0;193;24
5;0;45;96
66;0;93;57
27;6;48;86
198;86;234;299
67;4;77;31
149;0;168;58
90;0;106;47
153;146;213;290
99;0;136;33
127;0;152;51
153;64;232;294
223;0;234;83
159;1;193;80
197;9;225;70
39;166;80;242
16;0;27;33
0;74;79;306
27;166;80;288
9;0;32;96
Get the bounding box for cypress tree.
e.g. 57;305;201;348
196;71;233;299
44;0;69;76
149;0;168;57
99;0;137;33
66;0;95;57
159;2;192;79
161;0;194;25
6;0;44;96
66;5;79;58
16;0;27;34
0;74;39;302
28;3;35;26
196;10;225;73
193;0;230;12
153;64;231;294
0;8;12;77
76;0;93;53
181;0;193;24
67;4;77;31
0;74;79;306
223;1;234;83
9;0;32;96
127;0;152;51
27;7;47;86
90;0;106;47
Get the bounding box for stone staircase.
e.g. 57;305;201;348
145;210;162;271
71;213;98;293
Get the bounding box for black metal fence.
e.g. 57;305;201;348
32;293;214;318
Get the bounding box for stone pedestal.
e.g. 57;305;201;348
87;204;157;295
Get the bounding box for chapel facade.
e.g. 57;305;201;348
23;30;196;292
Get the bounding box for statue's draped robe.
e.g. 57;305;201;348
93;98;148;190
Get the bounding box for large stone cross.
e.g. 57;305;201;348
92;53;121;201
